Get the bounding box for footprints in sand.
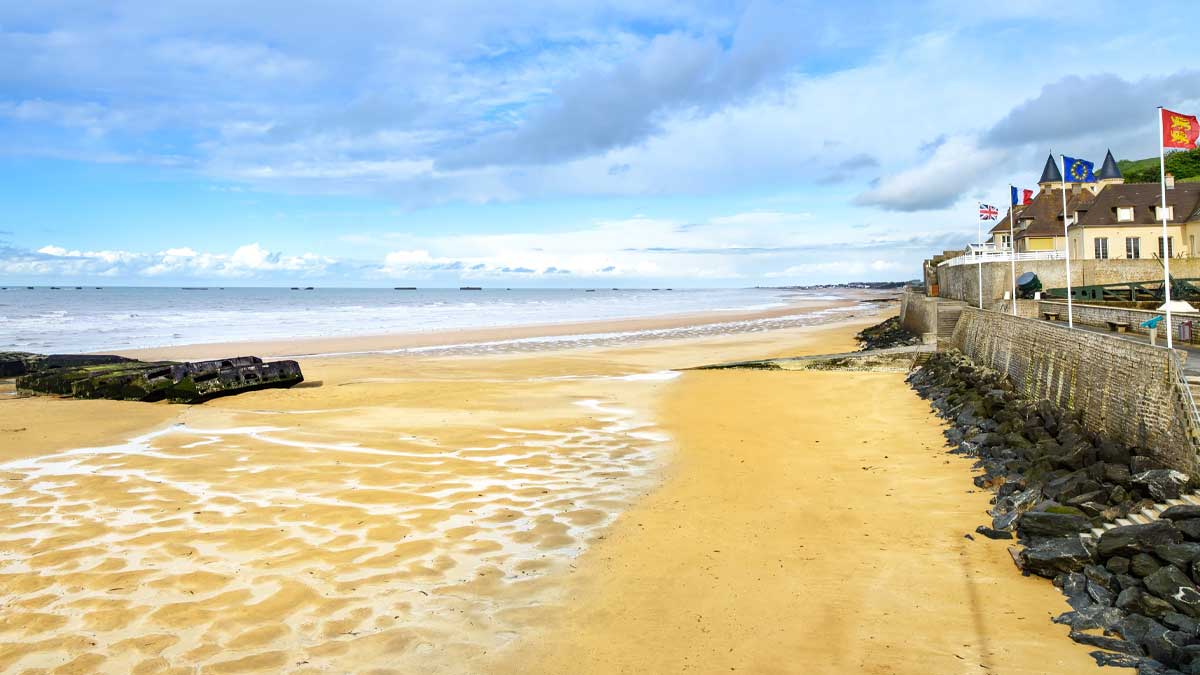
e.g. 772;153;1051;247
0;386;668;673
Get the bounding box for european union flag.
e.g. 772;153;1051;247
1062;156;1096;183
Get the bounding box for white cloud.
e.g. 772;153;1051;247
7;242;334;279
854;136;1008;212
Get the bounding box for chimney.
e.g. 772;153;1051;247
1166;173;1176;189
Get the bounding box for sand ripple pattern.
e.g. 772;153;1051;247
290;306;870;359
0;398;665;673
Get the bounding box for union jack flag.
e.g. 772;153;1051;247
979;203;999;220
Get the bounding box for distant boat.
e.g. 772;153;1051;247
304;287;314;290
460;286;482;291
290;287;300;290
651;288;660;291
585;289;596;292
49;286;61;290
612;288;619;290
26;286;34;290
394;287;417;290
75;286;83;290
182;287;209;290
95;287;102;290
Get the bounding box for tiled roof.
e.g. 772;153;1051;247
1013;188;1094;239
1073;183;1200;228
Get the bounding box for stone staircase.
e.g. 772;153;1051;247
936;301;966;339
1086;492;1200;539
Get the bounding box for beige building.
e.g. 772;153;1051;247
991;150;1200;260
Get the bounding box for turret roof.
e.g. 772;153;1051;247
1097;149;1122;180
1039;153;1062;184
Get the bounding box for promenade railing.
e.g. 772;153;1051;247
938;250;1066;268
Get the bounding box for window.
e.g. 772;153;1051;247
1160;236;1175;258
1126;237;1140;259
1000;233;1012;248
1117;206;1135;222
1093;237;1109;259
1156;206;1175;221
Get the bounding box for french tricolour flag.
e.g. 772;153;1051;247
1010;186;1033;206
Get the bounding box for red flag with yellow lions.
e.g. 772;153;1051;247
1163;108;1200;149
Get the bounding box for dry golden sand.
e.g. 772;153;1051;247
0;305;1103;674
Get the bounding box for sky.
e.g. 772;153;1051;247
1;1;1198;287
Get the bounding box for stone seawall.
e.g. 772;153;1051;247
937;259;1200;306
951;307;1199;473
899;288;937;337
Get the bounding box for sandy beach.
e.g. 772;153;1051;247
0;298;1101;674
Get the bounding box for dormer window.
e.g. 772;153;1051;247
1156;206;1175;220
1018;218;1032;231
1116;206;1134;222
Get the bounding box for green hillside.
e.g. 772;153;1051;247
1118;146;1200;183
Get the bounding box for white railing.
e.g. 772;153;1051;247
938;250;1067;267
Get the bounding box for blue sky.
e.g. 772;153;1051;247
1;1;1198;287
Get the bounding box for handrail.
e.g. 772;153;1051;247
938;250;1066;267
1168;348;1200;454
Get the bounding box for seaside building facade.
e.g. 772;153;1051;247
990;151;1200;259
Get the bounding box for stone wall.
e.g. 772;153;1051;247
937;258;1200;306
951;307;1199;473
899;288;937;338
1037;300;1200;345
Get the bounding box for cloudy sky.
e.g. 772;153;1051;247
1;1;1197;286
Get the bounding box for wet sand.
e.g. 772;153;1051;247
0;300;1101;673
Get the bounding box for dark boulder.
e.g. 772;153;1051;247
1145;565;1200;617
1117;588;1175;618
1178;520;1200;542
1018;511;1092;539
1068;630;1142;655
1099;522;1184;558
1162;506;1200;522
1163;612;1200;635
1019;536;1094;578
975;525;1013;540
1156;543;1200;569
1133;470;1191;502
1132;553;1164;578
1108;556;1133;574
1053;606;1125;631
1088;652;1154;670
1103;463;1134;486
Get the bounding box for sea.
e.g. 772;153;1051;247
0;286;854;354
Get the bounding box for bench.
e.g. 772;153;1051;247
1042;311;1061;322
1106;321;1130;333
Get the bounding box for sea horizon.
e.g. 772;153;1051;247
1;285;848;354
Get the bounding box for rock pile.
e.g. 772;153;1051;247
909;350;1200;673
7;352;304;404
855;316;921;351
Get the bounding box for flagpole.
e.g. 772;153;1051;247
1060;155;1074;329
1009;185;1017;315
977;215;984;309
1159;106;1174;349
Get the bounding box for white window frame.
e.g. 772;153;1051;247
1160;236;1175;259
1117;206;1135;222
1156;206;1175;221
1126;237;1140;259
1093;237;1109;259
